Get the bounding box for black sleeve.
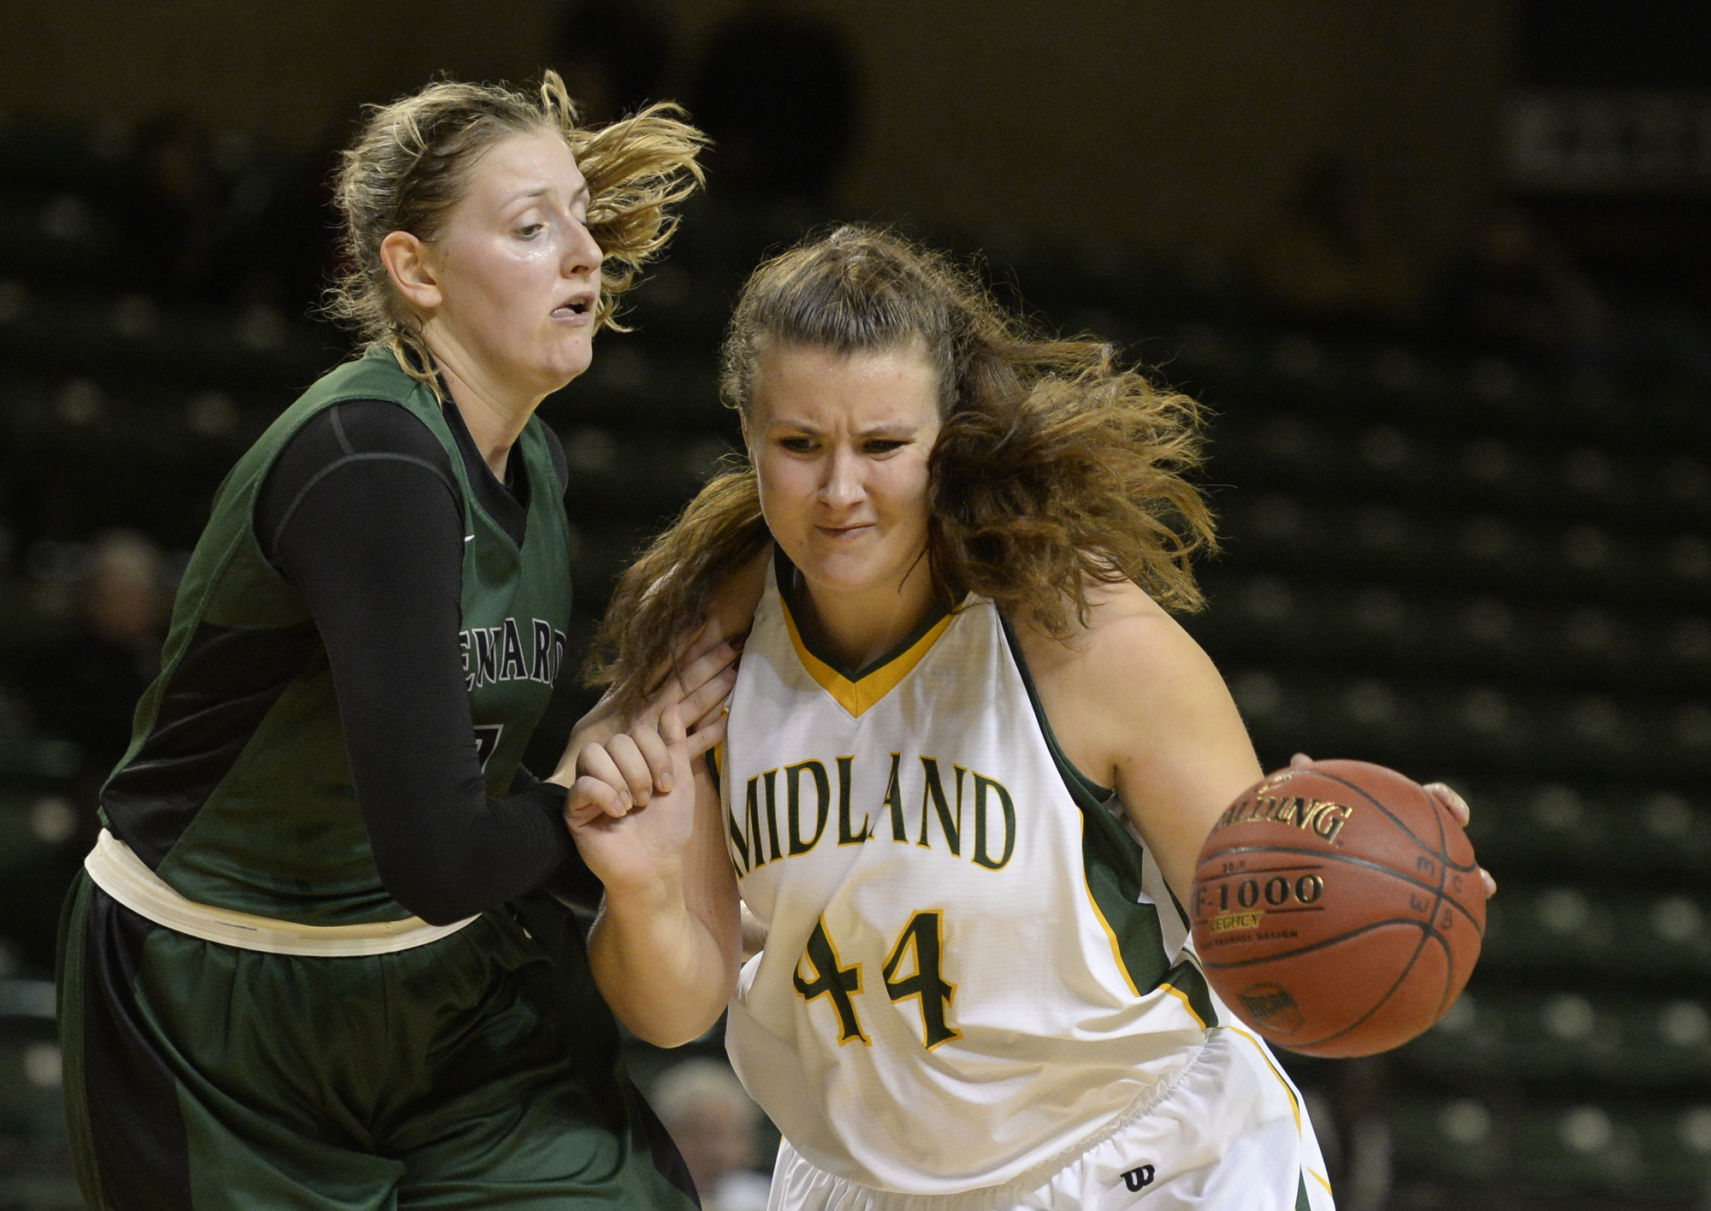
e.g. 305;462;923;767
256;400;584;924
512;764;605;911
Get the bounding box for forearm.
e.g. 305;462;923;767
586;769;740;1045
588;880;736;1046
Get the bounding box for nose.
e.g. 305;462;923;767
564;218;603;278
818;446;863;508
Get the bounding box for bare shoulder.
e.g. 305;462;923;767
1012;580;1212;728
1013;578;1262;900
704;541;773;639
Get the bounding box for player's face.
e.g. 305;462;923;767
421;129;602;398
747;340;942;633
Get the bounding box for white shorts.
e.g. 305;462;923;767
764;1025;1335;1211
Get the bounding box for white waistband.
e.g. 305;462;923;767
84;829;477;956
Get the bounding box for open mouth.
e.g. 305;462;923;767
553;296;594;319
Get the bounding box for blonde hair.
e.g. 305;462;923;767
586;225;1217;711
323;70;706;385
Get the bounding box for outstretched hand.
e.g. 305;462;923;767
1288;752;1498;898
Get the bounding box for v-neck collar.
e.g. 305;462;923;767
441;395;530;547
774;548;960;717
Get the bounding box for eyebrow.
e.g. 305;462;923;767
506;181;591;207
769;418;922;436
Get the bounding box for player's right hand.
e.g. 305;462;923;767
554;618;741;814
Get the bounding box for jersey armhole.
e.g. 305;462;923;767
996;612;1114;811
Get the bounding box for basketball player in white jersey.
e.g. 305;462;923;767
583;225;1492;1211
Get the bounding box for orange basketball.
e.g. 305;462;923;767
1188;759;1487;1058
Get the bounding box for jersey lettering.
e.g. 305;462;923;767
460;616;567;689
499;618;528;681
473;724;504;770
730;768;783;871
835;755;868;844
730;753;1016;875
882;911;960;1048
786;760;831;855
916;758;964;854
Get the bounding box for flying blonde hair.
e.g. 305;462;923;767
323;70;707;386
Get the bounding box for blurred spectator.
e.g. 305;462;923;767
1429;196;1613;369
1253;153;1421;335
0;531;172;974
551;0;675;126
1429;195;1711;387
1310;1057;1396;1211
24;530;171;771
651;1058;773;1211
129;111;239;301
687;2;859;205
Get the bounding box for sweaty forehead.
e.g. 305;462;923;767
464;130;585;202
751;341;939;419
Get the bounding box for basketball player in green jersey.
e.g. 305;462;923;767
589;226;1494;1210
57;73;742;1208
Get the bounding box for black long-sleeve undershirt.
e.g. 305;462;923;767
255;398;598;924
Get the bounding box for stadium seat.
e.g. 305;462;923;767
0;977;78;1209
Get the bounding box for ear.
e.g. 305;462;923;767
379;230;442;313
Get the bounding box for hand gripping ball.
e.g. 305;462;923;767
1189;759;1487;1058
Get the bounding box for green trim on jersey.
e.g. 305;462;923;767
998;614;1220;1026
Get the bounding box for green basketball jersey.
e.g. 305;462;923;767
99;346;573;924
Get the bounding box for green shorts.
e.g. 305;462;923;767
57;873;700;1209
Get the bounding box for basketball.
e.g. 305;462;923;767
1188;759;1487;1058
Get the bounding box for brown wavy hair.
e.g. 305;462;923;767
323;70;706;386
586;224;1218;710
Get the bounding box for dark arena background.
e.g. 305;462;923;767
1;2;1707;1207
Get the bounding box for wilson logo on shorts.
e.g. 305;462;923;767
1121;1164;1156;1192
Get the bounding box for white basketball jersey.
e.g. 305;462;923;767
720;559;1223;1195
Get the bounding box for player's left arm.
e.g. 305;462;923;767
1024;580;1264;907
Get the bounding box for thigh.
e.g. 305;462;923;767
758;1028;1334;1211
392;1073;696;1210
58;875;404;1211
1061;1025;1335;1211
388;897;698;1210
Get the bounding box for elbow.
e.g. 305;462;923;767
376;856;482;925
600;958;740;1049
393;886;477;927
411;900;477;928
623;1018;714;1051
617;992;733;1050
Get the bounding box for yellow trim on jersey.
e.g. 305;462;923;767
1158;981;1210;1030
1080;836;1143;998
781;602;956;718
1230;1024;1334;1193
1081;861;1211;1028
1230;1025;1304;1136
